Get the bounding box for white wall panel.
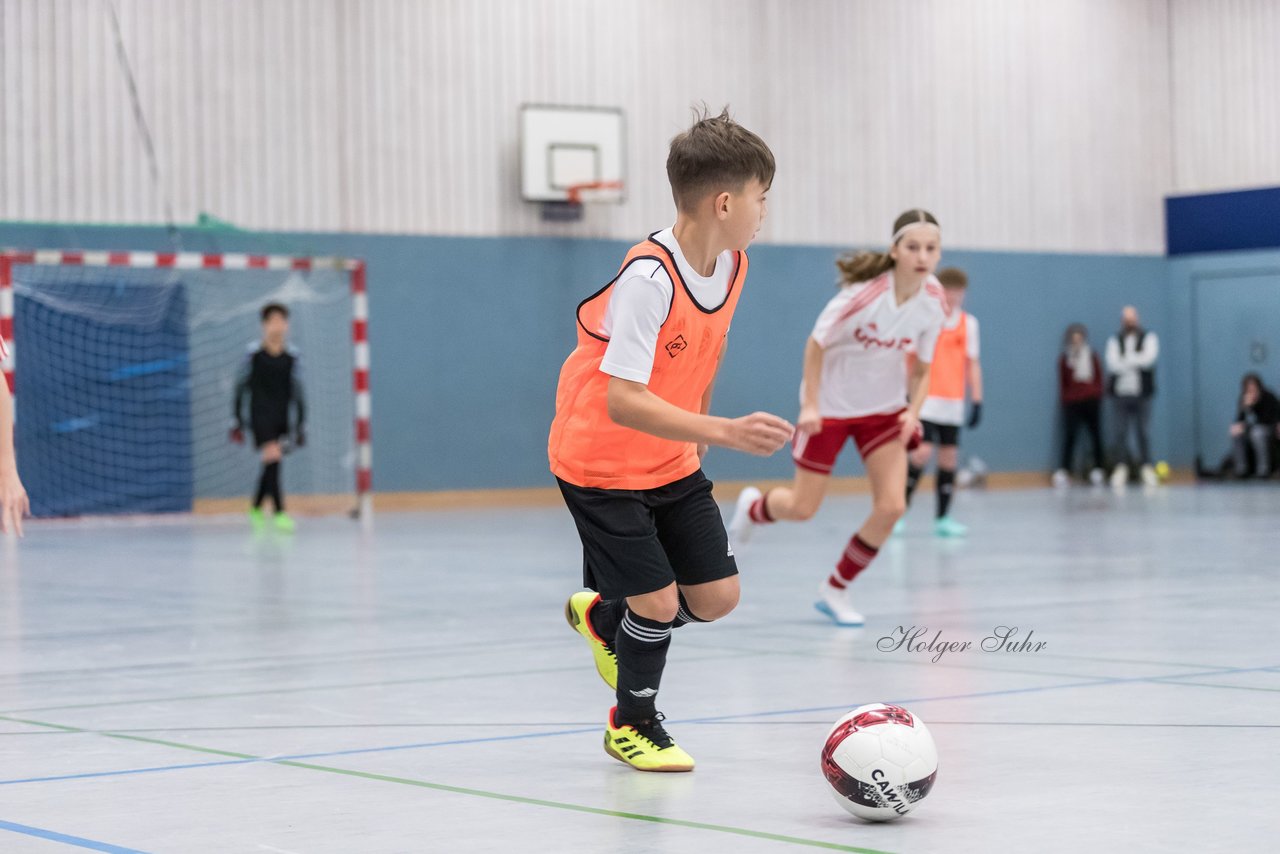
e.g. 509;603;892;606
0;0;1226;252
1170;0;1280;193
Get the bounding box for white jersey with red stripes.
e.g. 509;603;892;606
0;334;7;361
807;271;947;418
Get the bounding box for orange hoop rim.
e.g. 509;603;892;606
565;180;624;205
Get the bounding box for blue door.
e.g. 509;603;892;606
1192;273;1280;469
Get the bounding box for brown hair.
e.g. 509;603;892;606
1063;322;1089;349
936;267;967;289
836;208;940;286
667;105;775;213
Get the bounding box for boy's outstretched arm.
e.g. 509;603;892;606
607;376;792;457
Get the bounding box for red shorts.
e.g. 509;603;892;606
792;410;922;475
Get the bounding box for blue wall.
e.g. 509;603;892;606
2;222;1186;490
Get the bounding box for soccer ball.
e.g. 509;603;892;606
820;703;938;822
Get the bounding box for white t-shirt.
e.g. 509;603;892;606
598;228;734;385
807;272;948;418
919;310;981;426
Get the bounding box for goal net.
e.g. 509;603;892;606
0;250;371;520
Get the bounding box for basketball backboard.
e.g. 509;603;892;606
520;104;625;204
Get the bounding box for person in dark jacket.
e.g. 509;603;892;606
1053;323;1105;487
1230;373;1280;478
231;303;306;531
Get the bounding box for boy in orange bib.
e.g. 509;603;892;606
903;267;983;536
551;108;792;772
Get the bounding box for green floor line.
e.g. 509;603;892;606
0;714;895;854
276;759;896;854
0;715;256;760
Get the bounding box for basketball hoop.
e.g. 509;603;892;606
541;180;625;222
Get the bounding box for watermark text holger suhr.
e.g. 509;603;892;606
877;626;1047;663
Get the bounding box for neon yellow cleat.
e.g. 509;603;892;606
273;512;296;533
248;507;266;531
604;707;694;772
564;592;617;689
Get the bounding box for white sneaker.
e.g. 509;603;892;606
729;486;762;551
1110;464;1129;488
1140;464;1158;486
1089;468;1105;486
814;581;865;626
1052;469;1070;488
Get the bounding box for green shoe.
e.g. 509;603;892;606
934;516;968;537
565;592;618;690
604;708;694;772
248;507;266;530
273;512;296;533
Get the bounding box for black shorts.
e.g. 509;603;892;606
556;469;739;600
921;420;961;446
251;416;289;449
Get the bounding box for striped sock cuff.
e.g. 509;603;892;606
621;611;673;644
748;491;775;524
674;592;709;628
845;534;878;564
836;533;880;582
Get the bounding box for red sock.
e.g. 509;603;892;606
828;534;879;588
748;490;775;524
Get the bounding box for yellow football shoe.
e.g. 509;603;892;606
604;708;694;772
564;592;618;690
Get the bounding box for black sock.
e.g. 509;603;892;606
906;463;924;505
263;462;283;512
673;591;709;628
936;468;956;518
588;597;625;642
253;465;272;509
615;610;673;722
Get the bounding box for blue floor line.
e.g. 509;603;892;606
0;819;152;853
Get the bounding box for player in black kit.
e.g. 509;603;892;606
231;303;306;532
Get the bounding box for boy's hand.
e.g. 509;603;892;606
797;405;822;436
1;468;29;537
725;412;793;456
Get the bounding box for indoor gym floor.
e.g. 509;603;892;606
0;484;1276;853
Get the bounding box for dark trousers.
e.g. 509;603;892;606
1111;396;1151;468
1061;400;1104;472
1232;425;1273;476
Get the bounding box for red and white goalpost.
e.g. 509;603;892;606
0;249;372;522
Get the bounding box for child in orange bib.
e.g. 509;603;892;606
904;267;983;537
552;108;792;772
